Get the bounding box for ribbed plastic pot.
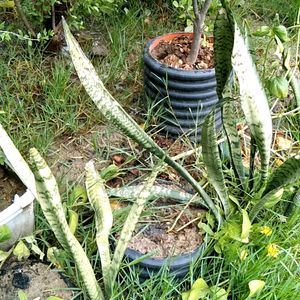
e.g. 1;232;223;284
124;245;201;279
144;32;222;142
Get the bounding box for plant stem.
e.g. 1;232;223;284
187;0;212;65
13;0;36;37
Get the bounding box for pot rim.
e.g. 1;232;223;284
148;32;214;52
124;240;204;268
0;189;35;224
145;32;215;74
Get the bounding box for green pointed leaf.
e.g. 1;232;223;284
202;111;230;217
246;280;265;299
13;241;30;261
182;278;209;300
231;23;272;184
210;286;228;300
214;7;234;100
0;249;10;262
109;163;161;287
0;224;12;243
68;209;79;235
241;209;251;243
263;156;300;196
267;76;289;98
223;101;246;190
272;25;289;42
250;156;300;220
46;297;64;300
264;188;284;208
287;188;300;223
198;222;214;236
252;26;270;37
100;164;119;181
29;148;104;300
70;185;87;205
85;161;112;295
17;291;28;300
108;185;207;208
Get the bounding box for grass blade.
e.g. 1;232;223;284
85;161;112;297
202;111;229;218
29;148;104;300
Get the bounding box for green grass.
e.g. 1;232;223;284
1;1;300;299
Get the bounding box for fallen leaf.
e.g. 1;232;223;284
112;155;125;164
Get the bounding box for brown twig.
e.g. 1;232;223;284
187;0;212;65
51;3;56;31
14;0;36;37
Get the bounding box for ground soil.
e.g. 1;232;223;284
47;125;128;184
0;165;26;212
0;258;73;299
151;35;214;70
127;203;204;259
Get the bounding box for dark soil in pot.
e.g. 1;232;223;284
144;33;221;142
0;165;26;212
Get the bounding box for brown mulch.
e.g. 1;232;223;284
127;204;203;259
151;35;214;70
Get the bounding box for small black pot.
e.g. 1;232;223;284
124;246;201;279
144;32;222;142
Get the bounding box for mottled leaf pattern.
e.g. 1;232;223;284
62;18;221;222
287;188;300;224
222;101;246;190
202;111;230;218
263;156;300;196
109;164;160;286
231;24;273;184
108;185;207;208
85;161;112;296
29;148;104;300
214;7;234;100
250;155;300;220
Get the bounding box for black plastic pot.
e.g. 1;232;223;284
124;245;201;279
144;32;222;142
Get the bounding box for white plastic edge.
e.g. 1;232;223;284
0;124;37;197
0;189;35;225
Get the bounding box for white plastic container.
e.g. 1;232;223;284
0;189;35;250
0;124;37;250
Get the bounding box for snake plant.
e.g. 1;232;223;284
62;18;222;225
85;161;112;297
85;161;159;296
29;148;104;300
108;185;207;208
30;149;163;298
203;4;300;222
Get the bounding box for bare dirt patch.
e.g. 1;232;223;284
47;125;128;184
0;259;73;299
151;35;214;70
